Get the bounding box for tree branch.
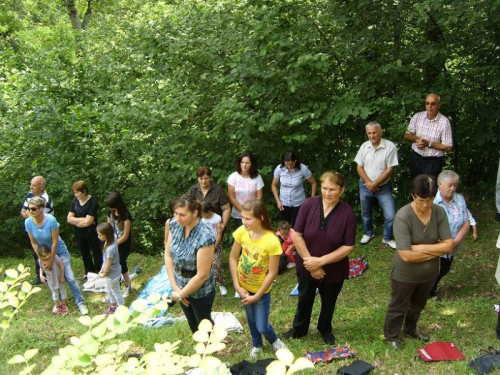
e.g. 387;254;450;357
63;0;82;29
82;0;93;30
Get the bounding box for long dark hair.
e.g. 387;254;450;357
280;150;301;169
241;199;273;232
106;192;130;225
235;152;259;179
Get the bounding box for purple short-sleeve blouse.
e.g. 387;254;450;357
294;196;356;283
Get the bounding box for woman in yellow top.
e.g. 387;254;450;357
229;199;287;359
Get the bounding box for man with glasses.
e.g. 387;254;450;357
21;175;54;284
404;94;453;181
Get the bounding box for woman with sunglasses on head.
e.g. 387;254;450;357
25;196;88;315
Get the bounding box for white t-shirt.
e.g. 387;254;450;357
227;172;265;219
202;213;221;239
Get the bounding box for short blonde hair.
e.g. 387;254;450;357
28;196;46;209
320;171;345;188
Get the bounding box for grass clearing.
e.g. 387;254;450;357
1;208;500;374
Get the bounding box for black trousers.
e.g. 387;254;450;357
181;288;215;333
384;277;436;340
75;233;103;275
292;274;344;336
410;152;443;181
429;256;454;296
32;249;41;282
279;206;301;228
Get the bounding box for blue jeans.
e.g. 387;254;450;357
59;252;84;307
243;292;278;348
359;180;396;241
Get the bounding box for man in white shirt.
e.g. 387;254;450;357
355;122;399;249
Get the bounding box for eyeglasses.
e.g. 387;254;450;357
425;102;437;106
29;207;39;212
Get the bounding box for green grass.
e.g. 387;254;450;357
1;207;500;374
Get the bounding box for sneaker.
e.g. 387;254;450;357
30;278;42;286
382;239;396;249
249;347;262;359
286;262;296;269
360;234;375;245
101;296;110;303
132;265;142;274
52;305;58;314
78;304;89;315
272;338;287;351
234;291;240;299
59;304;68;315
219;285;228;296
123;285;133;298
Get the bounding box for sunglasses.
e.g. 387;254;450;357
29;207;39;212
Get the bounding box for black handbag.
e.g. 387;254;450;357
337;360;374;375
469;347;500;374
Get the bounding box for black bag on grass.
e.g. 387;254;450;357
337;360;374;375
468;347;500;374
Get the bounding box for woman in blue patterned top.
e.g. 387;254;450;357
164;195;216;333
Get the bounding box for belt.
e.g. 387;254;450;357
413;151;443;161
174;266;197;278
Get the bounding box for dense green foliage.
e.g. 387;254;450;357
1;0;498;255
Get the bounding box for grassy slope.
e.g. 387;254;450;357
1;208;500;375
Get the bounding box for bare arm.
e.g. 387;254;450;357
99;257;112;277
178;245;215;298
293;231;325;280
163;224;180;292
27;232;40;254
58;258;65;283
303;245;354;271
228;185;241;212
116;219;131;245
21;209;29;219
220;203;231;228
356;165;372;184
46;228;59;270
229;241;248;298
256;188;263;200
215;228;223;248
452;221;470;248
271;177;284;211
404;132;452;152
67;210;96;227
307;176;317;197
399;238;454;262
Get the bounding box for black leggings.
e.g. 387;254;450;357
119;240;131;274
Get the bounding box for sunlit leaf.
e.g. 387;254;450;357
0;282;7;292
204;342;226;354
193;330;209;343
21;281;31;293
8;354;25;364
276;348;294;366
288;357;314;373
187;354;201;367
200;356;222;370
115;305;131;323
95;354;114;368
194;343;206;354
91;315;106;325
17;264;25;273
198;319;212;332
131;299;147;313
266;360;287;374
8;295;19;308
78;316;92;326
147;293;161;304
19;363;36;375
5;269;19;279
23;349;39;361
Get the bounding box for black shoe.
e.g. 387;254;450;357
283;328;304;340
386;339;400;350
404;329;430;341
30;278;42;285
322;332;336;345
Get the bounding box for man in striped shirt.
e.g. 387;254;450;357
404;94;453;181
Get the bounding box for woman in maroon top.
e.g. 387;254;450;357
283;171;356;345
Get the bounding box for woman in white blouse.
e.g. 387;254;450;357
227;152;264;228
